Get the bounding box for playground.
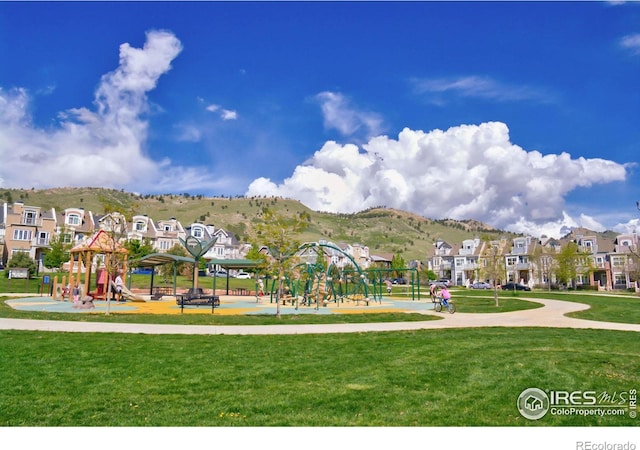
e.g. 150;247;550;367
16;233;432;315
5;292;434;315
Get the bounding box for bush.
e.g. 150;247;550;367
5;252;38;278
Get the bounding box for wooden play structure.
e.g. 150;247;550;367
52;230;129;301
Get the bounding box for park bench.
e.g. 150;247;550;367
151;286;174;300
175;287;220;314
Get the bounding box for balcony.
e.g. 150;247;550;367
21;218;42;226
34;238;50;247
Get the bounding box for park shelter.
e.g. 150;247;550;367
68;230;129;299
132;252;196;295
206;258;263;294
129;255;262;295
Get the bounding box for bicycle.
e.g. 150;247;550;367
434;295;456;314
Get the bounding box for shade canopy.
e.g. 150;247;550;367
207;258;262;270
132;253;196;267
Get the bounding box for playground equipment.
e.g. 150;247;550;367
266;242;375;309
109;280;146;302
66;230;129;301
367;267;422;301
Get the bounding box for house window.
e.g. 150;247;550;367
192;227;203;238
611;256;625;267
37;232;49;246
13;229;32;241
67;214;81;226
163;225;172;232
61;233;72;244
135;221;146;232
22;210;38;225
506;256;517;267
158;240;170;251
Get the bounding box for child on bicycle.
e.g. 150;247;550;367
440;286;452;307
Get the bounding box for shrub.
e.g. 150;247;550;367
6;252;38;278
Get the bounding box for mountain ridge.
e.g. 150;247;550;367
1;187;521;261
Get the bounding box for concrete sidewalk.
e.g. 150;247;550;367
1;298;639;335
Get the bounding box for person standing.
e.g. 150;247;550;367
114;271;124;302
430;282;438;303
257;277;264;297
72;283;80;303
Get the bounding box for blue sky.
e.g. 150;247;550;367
1;1;639;238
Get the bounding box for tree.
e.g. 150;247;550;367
244;244;268;274
43;231;72;270
422;268;437;284
6;252;38;278
479;237;507;306
97;198;136;315
250;208;309;318
159;244;190;283
555;241;580;288
391;254;406;279
125;238;155;266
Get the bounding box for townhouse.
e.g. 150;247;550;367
427;230;639;291
3;199;639;290
1;201;57;269
0;201;245;271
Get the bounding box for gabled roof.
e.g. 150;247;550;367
71;230;127;253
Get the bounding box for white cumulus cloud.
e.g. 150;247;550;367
246;121;628;238
0;30;226;193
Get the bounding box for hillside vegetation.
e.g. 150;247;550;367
2;187;511;261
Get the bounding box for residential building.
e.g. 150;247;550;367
454;237;485;286
609;232;639;290
56;207;96;246
128;214;157;244
154;218;186;253
1;201;57;270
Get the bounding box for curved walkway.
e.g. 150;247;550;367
1;297;639;335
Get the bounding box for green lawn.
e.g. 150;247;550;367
0;327;637;426
1;289;638;426
453;289;640;324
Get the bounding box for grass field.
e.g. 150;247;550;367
1;290;638;427
0;327;637;426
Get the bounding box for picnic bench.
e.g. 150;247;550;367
151;286;174;300
232;287;249;296
175;288;220;314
